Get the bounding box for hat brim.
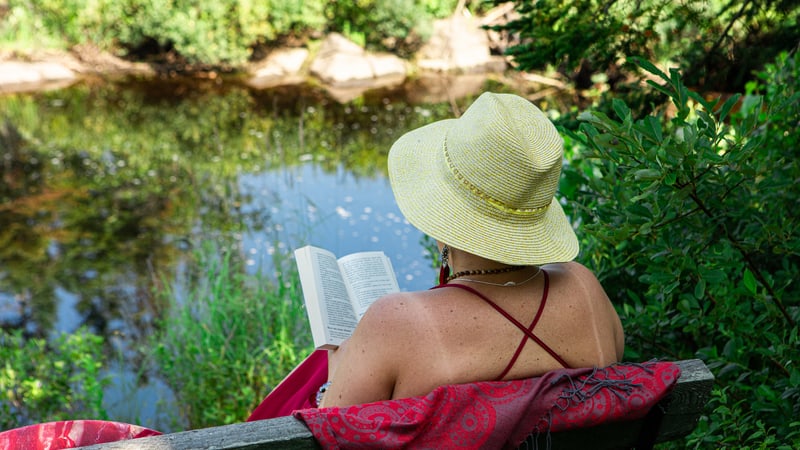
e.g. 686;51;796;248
388;119;579;266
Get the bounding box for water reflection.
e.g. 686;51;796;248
0;77;481;426
240;163;434;292
1;78;456;338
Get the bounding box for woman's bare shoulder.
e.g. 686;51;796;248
543;260;598;277
345;291;426;342
544;261;606;294
545;261;625;361
362;290;429;319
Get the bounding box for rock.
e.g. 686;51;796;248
247;47;310;89
70;44;153;75
0;61;77;93
309;33;407;88
416;14;506;73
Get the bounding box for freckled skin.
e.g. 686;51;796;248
321;257;624;408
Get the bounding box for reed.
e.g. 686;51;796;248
149;241;313;430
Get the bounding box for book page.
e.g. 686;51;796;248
338;251;400;319
295;246;359;349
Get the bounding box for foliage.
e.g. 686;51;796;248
0;327;109;429
491;0;800;90
104;0;326;64
560;53;800;447
0;0;468;64
323;0;439;57
0;77;458;342
0;1;65;49
3;81;445;428
148;242;313;429
0;0;326;65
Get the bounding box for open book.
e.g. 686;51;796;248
294;245;400;350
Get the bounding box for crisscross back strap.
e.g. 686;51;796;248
432;270;569;379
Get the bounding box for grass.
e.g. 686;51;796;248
148;241;313;430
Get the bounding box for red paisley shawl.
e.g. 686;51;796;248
294;361;680;450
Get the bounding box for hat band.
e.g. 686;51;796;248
443;135;551;216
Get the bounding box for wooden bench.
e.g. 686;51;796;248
77;359;713;450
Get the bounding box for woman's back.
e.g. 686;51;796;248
321;262;623;405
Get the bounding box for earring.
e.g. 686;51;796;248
438;245;450;285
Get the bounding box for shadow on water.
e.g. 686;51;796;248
0;73;568;430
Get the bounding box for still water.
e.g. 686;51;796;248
1;74;533;427
239;163;433;289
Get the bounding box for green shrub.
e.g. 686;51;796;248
0;2;64;49
560;53;800;447
150;242;312;430
491;0;800;90
0;327;109;429
3;0;327;65
104;0;327;65
324;0;436;56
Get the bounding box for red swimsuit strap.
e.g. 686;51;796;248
432;269;570;379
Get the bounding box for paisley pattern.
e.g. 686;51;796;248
295;361;680;450
0;420;161;450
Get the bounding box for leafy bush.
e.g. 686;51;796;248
0;2;64;49
324;0;438;56
104;0;326;64
3;0;326;65
1;0;457;64
491;0;800;91
150;243;312;429
0;327;109;429
560;53;800;447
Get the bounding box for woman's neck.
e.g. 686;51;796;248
448;248;525;276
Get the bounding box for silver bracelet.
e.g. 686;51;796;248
315;381;332;407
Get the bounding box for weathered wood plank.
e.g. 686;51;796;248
77;359;713;450
75;416;319;450
652;359;715;443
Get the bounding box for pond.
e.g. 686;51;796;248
0;73;563;429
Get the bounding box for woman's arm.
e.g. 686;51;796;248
319;294;406;407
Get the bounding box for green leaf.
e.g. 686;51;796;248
700;268;727;284
743;269;757;294
634;168;660;180
645;116;663;143
645;79;674;98
719;93;741;122
626;203;652;218
687;90;714;113
612;99;631;121
694;278;706;299
629;56;669;81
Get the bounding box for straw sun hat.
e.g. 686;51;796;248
388;92;578;266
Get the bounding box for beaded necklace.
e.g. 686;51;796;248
445;265;526;283
455;267;542;287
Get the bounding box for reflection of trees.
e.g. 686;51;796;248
0;116;192;339
1;119;61;335
0;80;463;343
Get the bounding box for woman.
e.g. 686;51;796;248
319;92;624;408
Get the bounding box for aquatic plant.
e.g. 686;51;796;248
149;241;313;429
